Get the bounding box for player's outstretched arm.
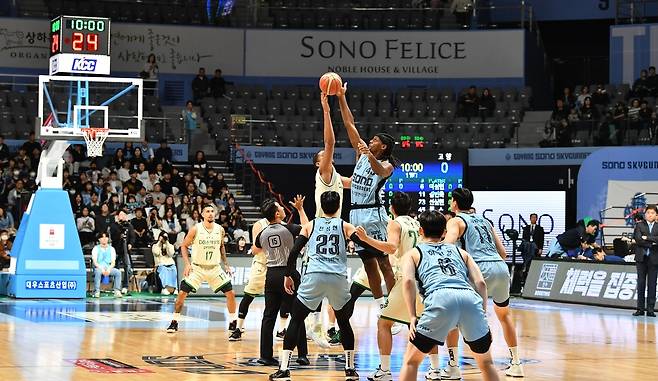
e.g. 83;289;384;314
320;93;335;184
402;250;420;325
180;226;197;276
336;82;366;152
358;142;394;178
354;219;400;254
461;249;488;312
443;216;464;244
289;195;309;225
489;221;507;260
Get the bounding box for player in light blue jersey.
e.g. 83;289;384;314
399;210;499;381
270;191;378;381
336;82;396;313
443;188;524;378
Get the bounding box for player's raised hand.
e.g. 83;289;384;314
284;276;295;295
357;141;371;156
289;195;305;210
355;226;368;240
336;81;348;97
320;92;330;113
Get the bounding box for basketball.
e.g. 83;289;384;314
319;72;342;95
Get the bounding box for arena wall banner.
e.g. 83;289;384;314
577;147;658;222
610;23;658;85
232;146;356;165
472;191;566;257
468;147;599;167
523;259;658;310
244;29;524;79
0;18;244;75
177;255;369;297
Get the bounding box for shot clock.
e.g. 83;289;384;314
49;16;111;75
384;148;466;214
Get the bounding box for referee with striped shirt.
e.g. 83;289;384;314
252;197;310;366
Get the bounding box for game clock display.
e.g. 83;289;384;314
384;148;466;213
50;16;110;56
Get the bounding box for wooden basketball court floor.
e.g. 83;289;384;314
0;296;656;380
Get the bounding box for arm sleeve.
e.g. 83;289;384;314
349;231;383;256
286;235;309;276
254;231;264;249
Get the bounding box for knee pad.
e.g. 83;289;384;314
410;332;442;354
494;298;510;308
465;330;492;354
179;280;195;294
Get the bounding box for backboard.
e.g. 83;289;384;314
37;75;143;142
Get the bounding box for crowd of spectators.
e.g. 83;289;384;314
0;133;250;271
547;70;658;147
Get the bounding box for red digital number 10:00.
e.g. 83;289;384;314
72;32;98;52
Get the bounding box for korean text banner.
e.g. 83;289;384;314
0;18;244;75
523;259;657;309
245;29;524;79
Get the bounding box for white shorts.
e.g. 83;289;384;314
182;263;232;293
243;259;266;296
380;276;424;324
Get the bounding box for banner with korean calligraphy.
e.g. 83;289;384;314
0;18;244;75
523;259;657;309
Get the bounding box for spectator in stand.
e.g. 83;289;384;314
95;203;113;235
182;100;198;144
612;101;628;145
633;69;650;98
451;0;473;28
235;236;248;255
148;208;163;238
142;54;159;80
76;206;95;246
185;208;202;230
131;147;146;170
158;171;175;195
0;135;9;165
639;100;653;130
0;229;12;270
88;193;102;216
561;87;576;110
91;232;123;298
152;231;178;295
161;208;184;249
479;88;496;118
71;193;85;218
124;170;143;195
551;99;569;122
21;132;41;157
576;85;591;110
592;84;609;106
0;206;15;237
579;97;599;122
210;69;233;98
138;139;154;162
113;148;127;169
159;195;177;218
132;207;150;247
230;210;248;241
149;183;166;207
191;67;209;103
628;98;642;131
117;161;131;183
192;151;208;173
154;140;173;166
459;85;479;118
648;66;658;96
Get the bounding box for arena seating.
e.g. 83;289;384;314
202;84;530;149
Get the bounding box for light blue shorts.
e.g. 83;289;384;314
476;260;511;305
416;288;489;344
349;207;388;252
297;272;351;311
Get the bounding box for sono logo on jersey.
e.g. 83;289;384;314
71;58;97;72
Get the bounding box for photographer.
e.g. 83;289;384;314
110;211;136;294
151;231;178;295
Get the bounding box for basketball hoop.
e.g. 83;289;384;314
81;127;109;157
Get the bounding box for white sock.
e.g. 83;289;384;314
509;346;520;364
429;353;439;369
374;297;386;309
278;316;289;330
280;349;292;370
237;318;245;329
173;312;181;321
380;354;391;371
230;312;237;322
447;347;458;367
345;350;355;370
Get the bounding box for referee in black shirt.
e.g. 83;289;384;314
243;197;310;366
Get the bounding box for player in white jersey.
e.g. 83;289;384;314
166;205;237;333
306;92;353;346
356;192;439;381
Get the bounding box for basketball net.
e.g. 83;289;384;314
81;128;109;157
